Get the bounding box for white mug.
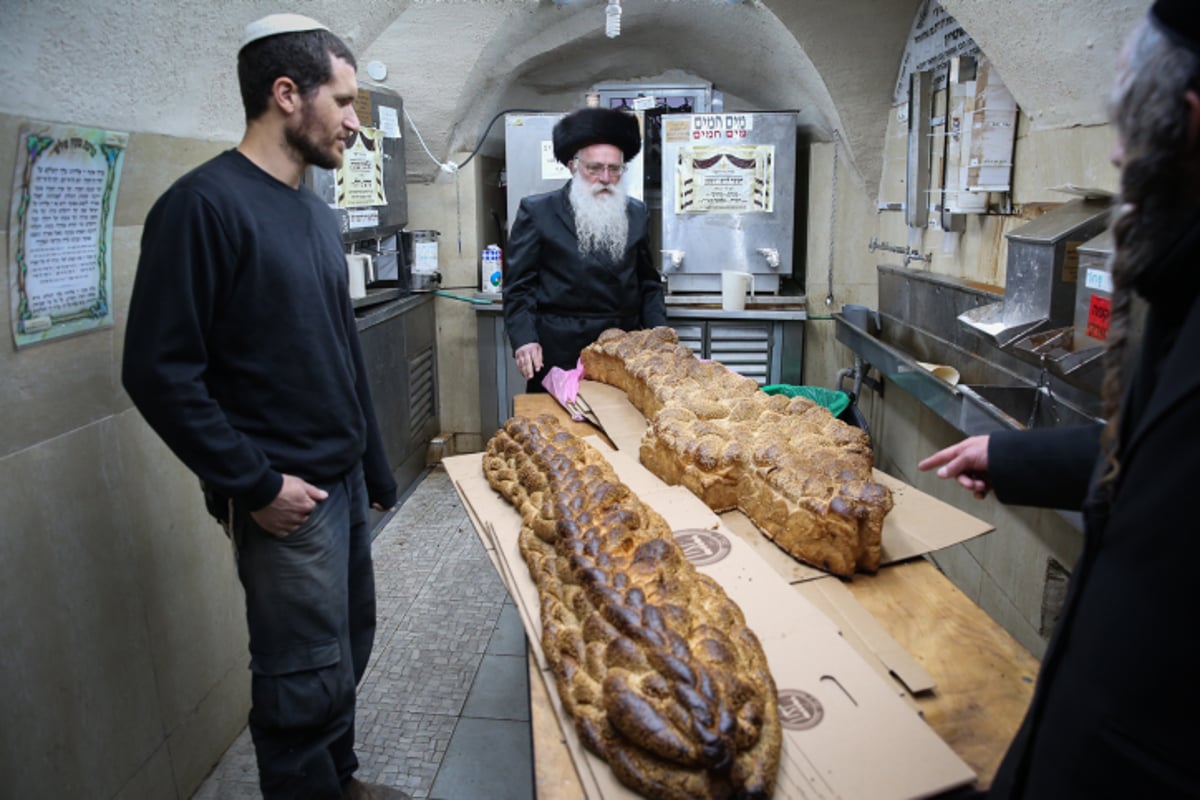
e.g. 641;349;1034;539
721;271;755;311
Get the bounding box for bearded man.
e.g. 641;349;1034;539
123;13;405;800
503;107;667;392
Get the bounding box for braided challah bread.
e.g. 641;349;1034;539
582;327;892;576
483;414;781;799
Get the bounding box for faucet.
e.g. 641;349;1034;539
660;249;685;270
868;237;906;255
869;237;931;267
903;249;932;267
756;247;780;269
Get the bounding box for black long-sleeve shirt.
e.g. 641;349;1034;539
122;150;396;511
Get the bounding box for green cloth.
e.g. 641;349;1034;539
761;384;851;417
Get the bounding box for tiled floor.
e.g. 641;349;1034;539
193;467;535;800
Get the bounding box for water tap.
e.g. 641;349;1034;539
756;247;781;269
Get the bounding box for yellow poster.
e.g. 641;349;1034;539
674;144;774;214
336;127;386;208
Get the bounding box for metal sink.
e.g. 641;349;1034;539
835;311;1104;435
958;384;1103;432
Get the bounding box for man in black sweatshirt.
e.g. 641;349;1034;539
122;13;404;800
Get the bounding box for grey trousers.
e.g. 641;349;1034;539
234;464;375;800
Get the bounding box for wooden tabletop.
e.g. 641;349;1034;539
510;393;1038;795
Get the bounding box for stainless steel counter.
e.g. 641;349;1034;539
354;290;431;331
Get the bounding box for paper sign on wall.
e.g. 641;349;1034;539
540;141;571;181
335;127;387;208
674;144;774;214
8;121;126;348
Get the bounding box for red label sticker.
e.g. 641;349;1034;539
1087;294;1111;340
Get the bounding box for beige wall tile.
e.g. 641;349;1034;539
113;410;249;732
0;422;164;798
166;663;251;798
979;569;1047;659
112;743;177;800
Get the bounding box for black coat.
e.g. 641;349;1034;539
502;183;666;384
984;236;1200;797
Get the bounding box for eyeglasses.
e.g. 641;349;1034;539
577;160;625;178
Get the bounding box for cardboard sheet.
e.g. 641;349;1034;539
444;439;977;799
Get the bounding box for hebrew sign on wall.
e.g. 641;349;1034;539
9;121;126;349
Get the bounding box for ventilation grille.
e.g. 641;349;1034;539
709;324;772;385
673;323;705;354
408;348;435;440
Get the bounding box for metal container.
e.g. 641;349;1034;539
504;111;646;235
504;113;569;234
959;198;1110;347
1006;198;1110;328
1074;229;1114;349
402;230;441;292
302;87;408;243
659;111;799;295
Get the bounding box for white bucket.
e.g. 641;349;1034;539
721;270;755;311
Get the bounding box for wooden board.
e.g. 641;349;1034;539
845;558;1040;784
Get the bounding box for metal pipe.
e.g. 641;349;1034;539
835;367;854;393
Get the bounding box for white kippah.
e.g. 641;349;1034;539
241;13;330;49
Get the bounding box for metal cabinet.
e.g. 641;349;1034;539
357;294;439;527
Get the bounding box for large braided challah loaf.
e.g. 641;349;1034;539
582;327;892;576
484;414;781;799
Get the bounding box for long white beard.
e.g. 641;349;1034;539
570;174;629;262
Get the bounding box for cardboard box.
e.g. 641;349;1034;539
445;429;981;798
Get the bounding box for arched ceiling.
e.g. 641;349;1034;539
356;0;1145;191
1;0;1149;196
365;0;915;189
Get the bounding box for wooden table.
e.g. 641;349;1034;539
510;394;1038;796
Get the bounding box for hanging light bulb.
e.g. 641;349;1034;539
605;0;621;38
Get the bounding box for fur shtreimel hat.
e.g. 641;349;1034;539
552;108;642;166
1151;0;1200;54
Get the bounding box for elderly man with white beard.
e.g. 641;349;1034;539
502;107;667;392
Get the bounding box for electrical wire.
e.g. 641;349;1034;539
403;105;551;173
403;105;457;173
455;107;550;170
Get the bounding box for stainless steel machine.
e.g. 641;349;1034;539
659;111;799;296
504;111;644;233
302;86;411;298
504;82;714;231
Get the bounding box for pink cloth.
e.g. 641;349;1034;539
542;358;585;417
